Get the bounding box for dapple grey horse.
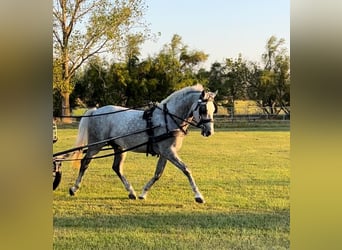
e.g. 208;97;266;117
69;84;217;203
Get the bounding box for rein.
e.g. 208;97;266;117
54;104;150;119
160;105;195;131
154;100;214;133
53;125;161;160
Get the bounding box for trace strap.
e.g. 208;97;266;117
53;126;160;159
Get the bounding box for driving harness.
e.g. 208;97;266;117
142;96;217;157
142;103;180;157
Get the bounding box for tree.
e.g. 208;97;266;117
70;34;209;108
248;36;290;116
71;57;110;107
156;34;208;90
207;55;253;116
207;62;227;100
53;0;149;120
106;62;131;105
224;55;250;101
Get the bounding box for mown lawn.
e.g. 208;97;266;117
53;128;290;249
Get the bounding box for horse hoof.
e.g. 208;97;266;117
138;196;145;200
69;187;75;196
195;197;205;203
53;171;62;191
128;193;137;200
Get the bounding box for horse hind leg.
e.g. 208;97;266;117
69;155;92;195
112;151;137;199
139;156;167;200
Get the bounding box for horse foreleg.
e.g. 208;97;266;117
167;153;205;203
69;156;91;195
139;156;167;200
112;152;137;199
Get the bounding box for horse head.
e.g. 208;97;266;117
192;90;218;137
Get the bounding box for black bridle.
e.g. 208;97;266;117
155;97;217;135
192;98;218;127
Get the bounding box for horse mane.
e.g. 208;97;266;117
160;84;204;104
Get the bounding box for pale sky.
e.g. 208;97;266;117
140;0;290;69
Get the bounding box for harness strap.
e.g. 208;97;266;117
156;104;199;131
162;103;189;135
142;103;190;157
143;106;159;156
61;133;175;162
163;103;169;133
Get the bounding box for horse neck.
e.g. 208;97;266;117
164;92;200;120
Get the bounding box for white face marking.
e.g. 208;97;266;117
191;90;217;137
201;101;215;136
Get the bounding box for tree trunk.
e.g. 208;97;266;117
61;91;72;123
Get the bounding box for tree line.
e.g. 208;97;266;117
53;0;289;118
54;34;289;117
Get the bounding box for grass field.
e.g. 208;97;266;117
53;126;290;249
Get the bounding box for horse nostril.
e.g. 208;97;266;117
206;131;211;136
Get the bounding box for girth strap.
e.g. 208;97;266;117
142;106;158;156
163;103;169;134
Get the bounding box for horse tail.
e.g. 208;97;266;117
72;108;97;168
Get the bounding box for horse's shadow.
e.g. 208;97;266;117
53;209;289;231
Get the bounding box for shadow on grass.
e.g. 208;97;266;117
53;200;290;248
54;210;289;231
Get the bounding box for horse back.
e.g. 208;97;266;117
87;105;148;148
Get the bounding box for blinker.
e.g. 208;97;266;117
199;101;207;115
197;99;217;115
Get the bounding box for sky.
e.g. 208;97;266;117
140;0;290;69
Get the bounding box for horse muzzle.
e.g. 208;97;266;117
201;129;212;137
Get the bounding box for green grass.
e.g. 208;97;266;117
53;128;290;249
214;118;290;131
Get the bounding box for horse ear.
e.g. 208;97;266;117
213;90;218;98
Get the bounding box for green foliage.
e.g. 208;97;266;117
54;33;290;118
70;34;210;107
53;0;150;115
53;88;63;117
255;36;290;114
208;55;251;105
207;37;290;116
53;129;289;249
